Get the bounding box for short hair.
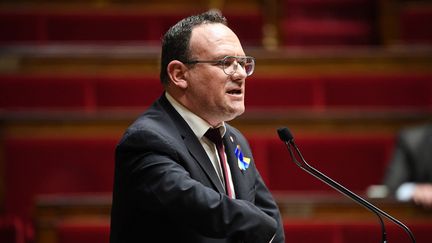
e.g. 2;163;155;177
159;10;228;86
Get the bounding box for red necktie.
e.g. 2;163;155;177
204;128;233;198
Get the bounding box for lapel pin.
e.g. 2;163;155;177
235;145;250;171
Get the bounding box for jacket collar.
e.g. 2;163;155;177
158;94;226;194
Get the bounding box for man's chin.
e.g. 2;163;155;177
225;107;245;121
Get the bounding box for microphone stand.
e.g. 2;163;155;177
277;128;416;243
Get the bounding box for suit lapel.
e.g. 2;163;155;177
159;95;226;194
183;134;226;194
223;130;248;200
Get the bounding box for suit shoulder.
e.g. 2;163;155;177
399;124;432;149
225;124;243;137
400;125;432;140
225;124;250;147
118;109;180;150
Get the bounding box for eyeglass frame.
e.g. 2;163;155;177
182;55;255;77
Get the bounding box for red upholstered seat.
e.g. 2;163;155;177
0;74;94;110
0;9;263;46
247;136;271;185
246;74;432;111
284;220;432;243
3;137;117;221
0;74;163;111
340;222;384;242
341;221;431;243
323;74;432;109
0;10;188;44
56;220;110;243
280;18;373;46
284;220;341;243
405;222;432;243
1;74;431;111
400;5;432;44
265;135;395;192
245;76;322;110
0;217;26;243
225;12;263;46
0;12;41;43
279;0;377;46
95;76;162;109
52;218;432;243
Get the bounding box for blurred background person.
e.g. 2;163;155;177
383;123;432;208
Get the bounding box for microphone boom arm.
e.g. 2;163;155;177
279;130;416;243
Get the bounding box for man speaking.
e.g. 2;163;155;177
110;10;285;243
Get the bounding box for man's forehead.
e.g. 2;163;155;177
191;23;230;41
189;23;241;55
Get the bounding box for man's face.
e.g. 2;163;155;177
184;23;247;126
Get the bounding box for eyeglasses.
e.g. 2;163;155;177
183;56;255;77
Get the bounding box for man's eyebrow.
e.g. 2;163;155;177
213;55;228;59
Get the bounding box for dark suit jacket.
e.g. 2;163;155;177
110;94;285;243
383;124;432;194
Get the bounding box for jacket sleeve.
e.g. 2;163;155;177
226;126;285;243
253;168;285;243
383;133;411;193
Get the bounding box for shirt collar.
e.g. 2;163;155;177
165;92;226;139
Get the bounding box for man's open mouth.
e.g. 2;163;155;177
227;88;242;95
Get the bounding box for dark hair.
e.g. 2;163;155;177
159;10;228;86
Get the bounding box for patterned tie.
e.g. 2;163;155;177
204;128;233;198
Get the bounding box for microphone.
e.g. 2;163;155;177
277;127;416;243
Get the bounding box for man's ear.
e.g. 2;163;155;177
167;60;188;89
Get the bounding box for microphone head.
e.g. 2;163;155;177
277;127;294;142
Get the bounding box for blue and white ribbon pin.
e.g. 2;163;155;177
235;145;250;171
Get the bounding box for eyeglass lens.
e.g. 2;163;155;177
223;56;254;76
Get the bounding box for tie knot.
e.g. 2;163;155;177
204;128;223;146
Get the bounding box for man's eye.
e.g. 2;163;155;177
223;57;236;66
238;59;246;67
